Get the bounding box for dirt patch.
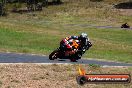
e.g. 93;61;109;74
0;64;131;88
119;9;132;16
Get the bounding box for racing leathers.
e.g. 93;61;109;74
60;36;79;51
59;35;92;59
60;35;92;52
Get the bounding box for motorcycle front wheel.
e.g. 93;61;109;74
49;49;60;60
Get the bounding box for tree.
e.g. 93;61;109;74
0;0;6;16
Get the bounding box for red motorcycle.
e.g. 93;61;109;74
49;48;80;62
49;40;92;62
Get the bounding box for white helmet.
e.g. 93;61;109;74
80;33;88;39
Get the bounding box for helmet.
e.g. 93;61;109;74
80;33;88;39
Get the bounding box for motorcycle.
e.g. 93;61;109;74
49;40;92;62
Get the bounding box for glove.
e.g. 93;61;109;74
88;41;92;47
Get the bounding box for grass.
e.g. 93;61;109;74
0;0;132;63
0;26;62;53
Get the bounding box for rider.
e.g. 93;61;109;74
60;33;92;54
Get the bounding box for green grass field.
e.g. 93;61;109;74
0;0;132;63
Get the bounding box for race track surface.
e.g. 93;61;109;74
0;53;132;66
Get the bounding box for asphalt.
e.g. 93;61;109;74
65;23;132;30
0;53;132;66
